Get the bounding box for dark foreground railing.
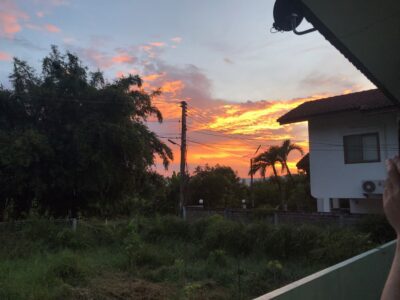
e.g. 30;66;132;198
254;240;396;300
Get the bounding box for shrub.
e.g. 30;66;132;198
207;249;228;268
265;260;284;280
46;250;87;286
183;282;203;299
202;217;250;256
132;245;173;268
141;215;190;242
356;215;395;244
312;229;373;264
244;221;273;252
261;225;296;259
290;225;322;257
253;205;276;220
190;215;222;241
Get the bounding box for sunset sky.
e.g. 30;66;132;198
0;0;375;178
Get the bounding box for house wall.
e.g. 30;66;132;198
349;199;383;214
308;110;399;213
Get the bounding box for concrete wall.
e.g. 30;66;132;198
255;240;396;300
308;110;398;203
350;198;383;214
183;207;364;226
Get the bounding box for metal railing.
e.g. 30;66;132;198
254;240;396;300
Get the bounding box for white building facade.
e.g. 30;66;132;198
278;89;399;214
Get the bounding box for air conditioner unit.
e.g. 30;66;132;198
362;180;385;195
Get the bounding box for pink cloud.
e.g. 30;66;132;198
116;68;139;78
170;37;182;43
44;23;60;32
0;51;11;61
34;0;70;6
0;1;29;38
36;11;45;18
26;22;61;33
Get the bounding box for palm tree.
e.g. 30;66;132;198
249;145;284;207
279;139;304;182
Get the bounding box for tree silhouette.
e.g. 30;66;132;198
0;46;172;218
279;139;304;182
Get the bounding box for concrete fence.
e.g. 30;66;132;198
183;206;365;226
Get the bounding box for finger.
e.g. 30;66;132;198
387;159;400;186
395;157;400;174
384;180;393;203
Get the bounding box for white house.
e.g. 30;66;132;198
278;89;399;214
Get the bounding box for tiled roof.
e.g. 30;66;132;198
277;89;395;125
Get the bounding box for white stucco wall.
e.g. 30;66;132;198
308;110;399;204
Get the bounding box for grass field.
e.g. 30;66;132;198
0;215;392;299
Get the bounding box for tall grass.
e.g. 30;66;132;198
0;215;387;299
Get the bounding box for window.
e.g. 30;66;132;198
343;133;380;164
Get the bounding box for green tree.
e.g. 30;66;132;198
0;46;172;219
188;165;246;208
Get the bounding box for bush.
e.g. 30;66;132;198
253;205;276;220
207;249;228;268
141;215;190;242
202;217;250;256
312;229;373;264
356;215;395;244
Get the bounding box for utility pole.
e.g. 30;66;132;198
179;101;187;216
250;158;254;208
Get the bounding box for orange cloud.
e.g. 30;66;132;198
161;80;185;95
149;42;165;47
136;59;317;178
143;73;166;82
44;23;60;33
111;54;135;64
0;51;11;61
205;96;323;135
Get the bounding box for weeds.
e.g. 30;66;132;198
0;215;382;299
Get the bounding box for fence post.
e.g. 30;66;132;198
72;218;77;231
339;215;344;228
274;212;278;226
182;206;187;221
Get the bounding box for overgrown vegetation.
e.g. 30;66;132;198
0;215;392;300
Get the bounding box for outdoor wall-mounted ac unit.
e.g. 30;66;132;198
362;180;385;194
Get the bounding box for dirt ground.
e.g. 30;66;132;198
70;273;175;300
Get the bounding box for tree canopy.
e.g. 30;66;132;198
188;164;246;208
0;46;172;219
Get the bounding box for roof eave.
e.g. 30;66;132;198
298;1;400;107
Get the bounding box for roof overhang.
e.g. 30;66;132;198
277;0;400;106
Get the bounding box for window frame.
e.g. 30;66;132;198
343;132;381;164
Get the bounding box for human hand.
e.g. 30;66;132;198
384;157;400;236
